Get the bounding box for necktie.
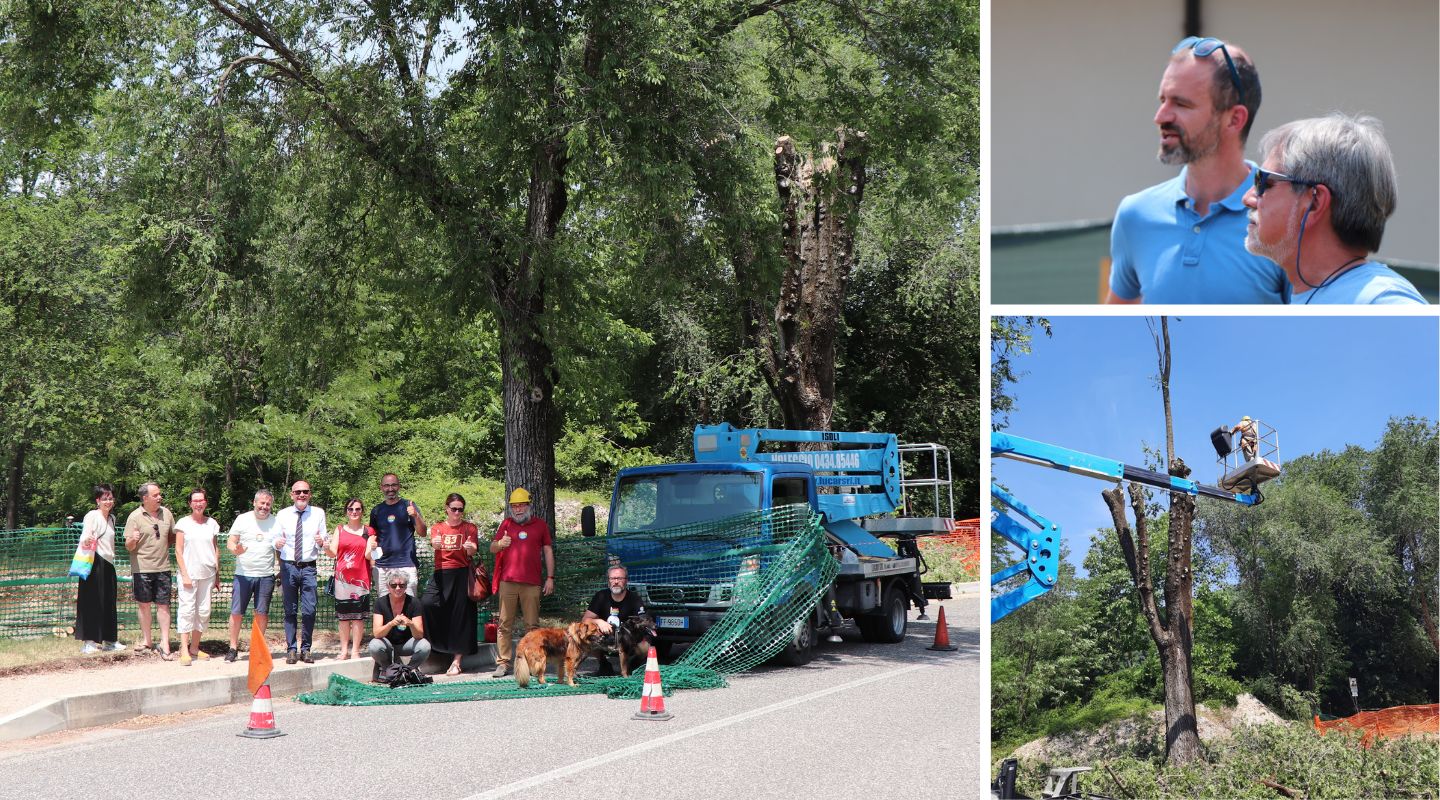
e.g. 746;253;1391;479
294;507;306;561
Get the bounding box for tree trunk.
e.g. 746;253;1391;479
5;440;26;530
1103;319;1203;766
490;140;566;528
767;130;867;431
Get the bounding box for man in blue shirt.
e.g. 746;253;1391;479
1108;37;1287;304
1243;114;1428;305
370;473;426;596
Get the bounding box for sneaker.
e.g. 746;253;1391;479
81;642;99;655
286;649;298;665
224;648;238;663
105;641;127;652
300;650;314;664
491;663;510;678
179;653;192;666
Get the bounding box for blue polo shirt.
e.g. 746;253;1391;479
1109;164;1287;304
370;499;419;569
1285;261;1428;305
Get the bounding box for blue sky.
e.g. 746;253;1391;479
992;315;1440;574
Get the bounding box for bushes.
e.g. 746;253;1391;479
1013;723;1439;800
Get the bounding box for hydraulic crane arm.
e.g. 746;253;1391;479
992;431;1264;622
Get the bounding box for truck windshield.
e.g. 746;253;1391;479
614;472;762;532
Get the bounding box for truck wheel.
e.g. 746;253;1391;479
858;583;908;643
774;614;816;667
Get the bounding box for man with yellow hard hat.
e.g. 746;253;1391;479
1230;416;1259;460
489;487;555;677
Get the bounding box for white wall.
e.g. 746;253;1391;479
992;0;1439;266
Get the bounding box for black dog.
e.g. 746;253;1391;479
591;614;658;677
616;614;658;677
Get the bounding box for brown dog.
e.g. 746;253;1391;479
514;620;609;687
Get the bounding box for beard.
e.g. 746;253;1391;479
1158;116;1222;165
511;510;531;524
610;587;625;598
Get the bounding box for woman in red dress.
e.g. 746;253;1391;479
422;492;479;676
326;497;376;659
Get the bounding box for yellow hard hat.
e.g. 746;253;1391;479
508;488;531;505
1242;415;1251;421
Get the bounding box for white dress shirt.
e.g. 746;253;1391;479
274;504;328;562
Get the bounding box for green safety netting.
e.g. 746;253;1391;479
298;504;837;705
0;524;477;638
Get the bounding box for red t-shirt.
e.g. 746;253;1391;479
429;521;478;570
493;517;552;585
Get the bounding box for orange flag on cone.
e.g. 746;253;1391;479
247;617;273;697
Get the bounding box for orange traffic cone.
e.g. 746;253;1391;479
631;646;673;721
237;683;286;739
927;605;957;652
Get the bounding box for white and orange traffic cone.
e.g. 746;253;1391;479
237;683;286;739
631;646;673;721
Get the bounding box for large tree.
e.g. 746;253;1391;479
1101;316;1203;765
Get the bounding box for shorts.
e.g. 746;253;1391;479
132;571;172;605
231;574;276;616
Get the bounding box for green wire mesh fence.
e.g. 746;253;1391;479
0;523;510;639
299;504;834;705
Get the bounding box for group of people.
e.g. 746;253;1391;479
1106;36;1426;305
73;474;560;678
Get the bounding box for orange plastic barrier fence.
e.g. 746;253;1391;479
920;518;980;574
1314;703;1439;747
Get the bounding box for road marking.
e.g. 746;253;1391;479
461;663;930;800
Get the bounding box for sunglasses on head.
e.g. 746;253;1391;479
1254;168;1321;197
1173;36;1245;107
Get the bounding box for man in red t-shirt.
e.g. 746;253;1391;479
489;487;555;677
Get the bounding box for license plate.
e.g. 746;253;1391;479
657;616;688;630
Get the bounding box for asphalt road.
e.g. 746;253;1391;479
0;595;981;800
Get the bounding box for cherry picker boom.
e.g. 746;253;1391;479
991;432;1264;623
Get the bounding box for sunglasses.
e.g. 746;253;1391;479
292;489;311;495
347;506;363;512
1254;168;1320;197
447;505;465;512
389;583;406;589
152;524;160;540
1173;36;1244;107
381;482;400;488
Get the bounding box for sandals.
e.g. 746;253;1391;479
445;663;462;676
157;648;175;661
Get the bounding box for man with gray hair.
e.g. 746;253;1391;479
225;488;279;662
1242;113;1427;304
1107;36;1287;304
122;482;176;659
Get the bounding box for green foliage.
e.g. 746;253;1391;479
1041;724;1440;800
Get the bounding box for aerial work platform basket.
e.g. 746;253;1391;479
1211;418;1281;492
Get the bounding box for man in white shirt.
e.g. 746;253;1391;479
226;489;280;662
273;480;327;664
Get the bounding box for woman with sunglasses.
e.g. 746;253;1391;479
421;492;480;676
369;572;430;672
325;497;376;659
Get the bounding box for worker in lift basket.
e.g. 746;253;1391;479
1230;416;1258;460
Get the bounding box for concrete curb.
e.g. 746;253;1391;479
0;644;500;742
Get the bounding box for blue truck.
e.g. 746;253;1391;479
582;423;956;666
